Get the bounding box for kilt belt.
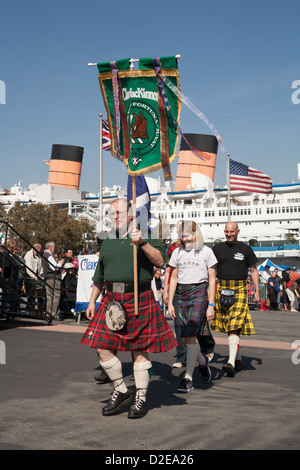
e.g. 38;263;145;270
105;281;152;294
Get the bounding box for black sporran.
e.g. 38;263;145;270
220;289;235;308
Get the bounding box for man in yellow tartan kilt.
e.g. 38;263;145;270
211;222;260;377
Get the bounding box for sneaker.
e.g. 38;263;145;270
198;356;212;383
176;378;193;393
128;398;148;419
172;362;186;369
102;390;132;416
222;362;236;377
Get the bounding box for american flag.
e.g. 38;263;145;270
229;158;272;194
102;119;111;150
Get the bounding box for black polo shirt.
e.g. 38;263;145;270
212;241;258;280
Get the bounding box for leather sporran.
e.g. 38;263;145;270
105;301;127;331
220;289;235;307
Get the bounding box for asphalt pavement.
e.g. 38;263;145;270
0;309;299;453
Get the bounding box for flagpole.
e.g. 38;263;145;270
227;153;231;222
132;175;139;315
99;113;103;232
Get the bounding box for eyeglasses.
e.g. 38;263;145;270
110;210;128;217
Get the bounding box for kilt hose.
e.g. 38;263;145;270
177;283;210;338
211;279;255;335
81;289;177;352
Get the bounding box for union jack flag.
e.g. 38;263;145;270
102;119;111;150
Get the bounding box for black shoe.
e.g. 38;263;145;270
222;362;235;377
198;355;212;382
94;370;110;384
102;390;132;416
176;378;193;393
235;359;243;372
128;398;148;419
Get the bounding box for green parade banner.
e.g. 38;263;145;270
97;56;181;181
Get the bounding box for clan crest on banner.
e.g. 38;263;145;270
97;56;181;180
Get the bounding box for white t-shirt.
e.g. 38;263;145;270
169;245;217;284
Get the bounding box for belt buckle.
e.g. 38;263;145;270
112;282;125;294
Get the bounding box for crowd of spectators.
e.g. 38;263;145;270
259;265;300;311
0;239;79;320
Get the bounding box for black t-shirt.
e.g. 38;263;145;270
212;241;258;280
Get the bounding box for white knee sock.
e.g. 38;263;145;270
228;335;240;366
185;343;201;380
133;360;152;403
100;355;127;394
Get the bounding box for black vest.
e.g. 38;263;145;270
41;251;61;280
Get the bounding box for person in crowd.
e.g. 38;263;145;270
289;266;300;282
286;278;300;312
260;298;270;311
281;267;292;311
211;222;260;377
163;240;187;369
41;242;65;321
64;248;78;270
272;268;282;310
0;239;21;312
267;270;281;310
81;198;177;419
260;265;270;284
168;220;217;393
24;243;42;310
60;262;78;316
5;239;23;312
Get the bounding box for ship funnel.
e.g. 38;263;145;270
175;134;218;191
47;144;84;190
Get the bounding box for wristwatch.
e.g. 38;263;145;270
139;240;148;247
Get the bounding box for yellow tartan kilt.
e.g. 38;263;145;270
211;279;255;335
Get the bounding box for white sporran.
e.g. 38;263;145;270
105;301;127;331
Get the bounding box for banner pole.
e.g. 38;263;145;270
132;175;139;315
227;153;231;222
99;114;103;232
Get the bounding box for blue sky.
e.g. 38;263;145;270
0;0;299;195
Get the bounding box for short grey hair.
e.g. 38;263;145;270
45;242;55;250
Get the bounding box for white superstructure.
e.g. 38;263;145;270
1;176;300;264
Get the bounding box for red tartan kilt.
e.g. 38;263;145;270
80;289;177;353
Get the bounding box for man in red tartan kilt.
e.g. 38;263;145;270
81;198;177;419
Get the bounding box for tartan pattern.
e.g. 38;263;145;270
157;89;171;181
177;283;210;337
110;62;121;153
81;289;177;352
118;76;131;161
211;279;255;335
